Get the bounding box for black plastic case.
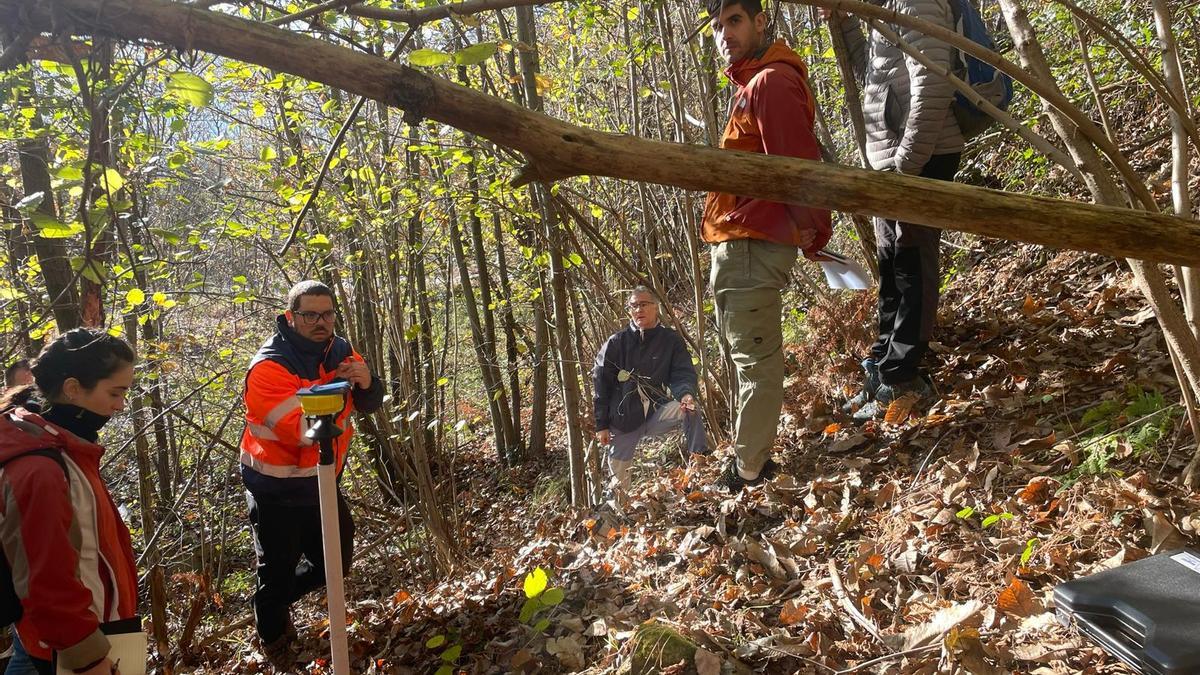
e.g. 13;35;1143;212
1054;549;1200;675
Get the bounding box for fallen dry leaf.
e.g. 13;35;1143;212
996;578;1043;618
883;394;917;424
779;598;809;626
1146;510;1188;553
1017;476;1055;505
694;647;722;675
900;600;983;650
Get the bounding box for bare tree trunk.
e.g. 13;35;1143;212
515;4;586;500
13;88;81;330
121;313;172;672
492;211;524;446
1151;0;1200;482
443;164;517;463
77;40;115;329
528;271;550;458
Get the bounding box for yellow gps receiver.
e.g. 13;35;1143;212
297;381;352;416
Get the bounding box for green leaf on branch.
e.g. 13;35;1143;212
166;72;214;107
440;644;462;662
1020;538;1038;565
541;587;564;607
533;617;550;633
307;233;331;250
100;168;125;194
518;597;541;624
409;49;452;67
523;567;548;598
32;214;84;238
425;634;446;649
454;42;498;66
126;288;146;305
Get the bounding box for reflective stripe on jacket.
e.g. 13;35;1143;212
239;316;363;483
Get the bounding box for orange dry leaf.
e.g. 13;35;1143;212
864;553;885;570
670;466;694;492
1021;294;1044;316
686;490;706;503
779;599;809;626
996;578;1042;617
391;589;410;605
883;395;916;424
1017;477;1053;505
823;422;841;435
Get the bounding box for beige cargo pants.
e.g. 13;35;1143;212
710;238;797;475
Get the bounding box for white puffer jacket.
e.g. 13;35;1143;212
839;0;964;174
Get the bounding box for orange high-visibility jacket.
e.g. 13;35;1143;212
239;316;383;488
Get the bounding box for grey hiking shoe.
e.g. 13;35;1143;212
841;357;881;414
851;375;933;423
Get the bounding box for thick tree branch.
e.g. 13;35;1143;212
268;0;365;26
345;0;559;24
4;0;1200;265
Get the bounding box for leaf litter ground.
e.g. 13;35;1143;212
192;244;1198;674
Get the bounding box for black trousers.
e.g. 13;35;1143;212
870;153;961;385
246;490;355;644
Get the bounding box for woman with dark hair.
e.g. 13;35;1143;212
0;328;139;675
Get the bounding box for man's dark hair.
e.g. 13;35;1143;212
3;359;30;388
706;0;763;18
286;280;336;311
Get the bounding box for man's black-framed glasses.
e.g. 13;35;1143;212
627;301;655;311
295;310;338;324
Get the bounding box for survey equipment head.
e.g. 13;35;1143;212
297;380;352;417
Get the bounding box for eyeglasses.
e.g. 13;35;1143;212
627;301;655;311
294;310;338;324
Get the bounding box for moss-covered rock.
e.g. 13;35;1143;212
628;620;697;674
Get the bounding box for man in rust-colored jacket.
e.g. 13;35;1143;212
704;0;831;490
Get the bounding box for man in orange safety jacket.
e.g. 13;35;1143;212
239;280;384;668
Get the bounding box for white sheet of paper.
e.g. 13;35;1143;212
817;252;872;290
56;631;148;675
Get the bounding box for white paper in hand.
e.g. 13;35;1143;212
816;249;872;290
56;624;148;675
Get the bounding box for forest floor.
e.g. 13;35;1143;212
194;242;1199;674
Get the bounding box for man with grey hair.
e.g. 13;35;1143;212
593;286;706;493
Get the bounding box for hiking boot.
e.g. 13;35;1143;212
720;457;780;491
262;634;297;672
851;375;933;423
841;358;881;414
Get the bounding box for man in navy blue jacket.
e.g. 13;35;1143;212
593;286;706;492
